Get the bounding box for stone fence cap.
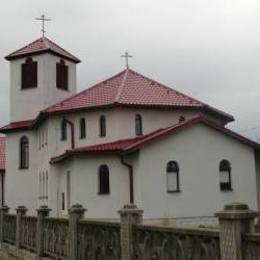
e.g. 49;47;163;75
37;205;52;213
215;202;259;219
225;202;249;211
69;204;87;214
16;205;28;211
118;204;143;215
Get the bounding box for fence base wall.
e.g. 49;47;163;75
0;243;50;260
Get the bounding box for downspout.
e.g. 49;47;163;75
64;118;75;149
120;155;134;204
1;172;4;207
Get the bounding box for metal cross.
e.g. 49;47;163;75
121;51;133;69
35;14;51;37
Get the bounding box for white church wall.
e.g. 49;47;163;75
5;131;39;214
134;123;258;220
47;108;199;156
9;54;76;122
68;155;129;219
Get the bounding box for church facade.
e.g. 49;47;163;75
1;36;260;220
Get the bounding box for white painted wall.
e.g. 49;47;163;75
5;131;38;214
53;155;129;219
48;108;211;155
133;123;258;219
9;54;77;122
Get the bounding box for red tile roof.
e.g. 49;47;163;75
5;37;80;63
0;138;6;171
50;116;260;163
43;69;233;122
0;69;234;134
0;120;34;133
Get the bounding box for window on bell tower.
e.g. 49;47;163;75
21;57;38;89
56;59;68;90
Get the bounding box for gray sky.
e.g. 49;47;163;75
0;0;260;139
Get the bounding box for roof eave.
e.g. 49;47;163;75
50;149;122;164
5;49;81;63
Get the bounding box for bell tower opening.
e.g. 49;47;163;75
21;57;38;89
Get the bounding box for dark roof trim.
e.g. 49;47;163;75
5;49;81;63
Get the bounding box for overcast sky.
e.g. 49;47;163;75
0;0;259;139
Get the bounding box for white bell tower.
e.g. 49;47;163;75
5;36;80;122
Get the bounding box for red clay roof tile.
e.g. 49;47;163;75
0;120;34;133
44;69;232;122
5;37;80;63
0;69;234;134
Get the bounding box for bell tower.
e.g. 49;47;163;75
5;36;80;122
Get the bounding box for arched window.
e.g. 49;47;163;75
20;136;29;169
79;118;86;139
61;119;67;141
98;165;110;194
100;115;106;137
166;161;180;192
135;114;143;136
21;57;38;89
219;160;232;191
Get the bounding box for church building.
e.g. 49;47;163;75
1;36;260;221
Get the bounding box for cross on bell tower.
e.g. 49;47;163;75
121;51;133;69
35;14;51;37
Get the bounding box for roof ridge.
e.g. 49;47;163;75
5;36;80;62
43;36;79;60
126;69;202;105
42;69;128;113
70;136;143;152
114;69;129;102
5;36;45;58
123;115;260;152
42;36;50;49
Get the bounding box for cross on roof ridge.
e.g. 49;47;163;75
35;14;51;37
121;51;133;69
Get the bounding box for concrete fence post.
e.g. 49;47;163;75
118;204;143;260
69;204;86;260
0;205;9;243
215;202;258;260
36;205;51;257
15;206;27;249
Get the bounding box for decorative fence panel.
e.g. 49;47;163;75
134;225;220;260
20;216;37;252
1;202;260;260
3;214;16;245
243;234;260;260
43;217;69;259
77;220;121;260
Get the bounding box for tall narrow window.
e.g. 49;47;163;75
21;57;37;89
20;136;29;169
45;171;48;200
61;119;67;141
39;172;42;200
98;165;110;194
219;160;232;191
79;118;86;139
56;59;68;90
135;114;143;136
100;115;106;137
61;192;65;211
166;161;180;192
